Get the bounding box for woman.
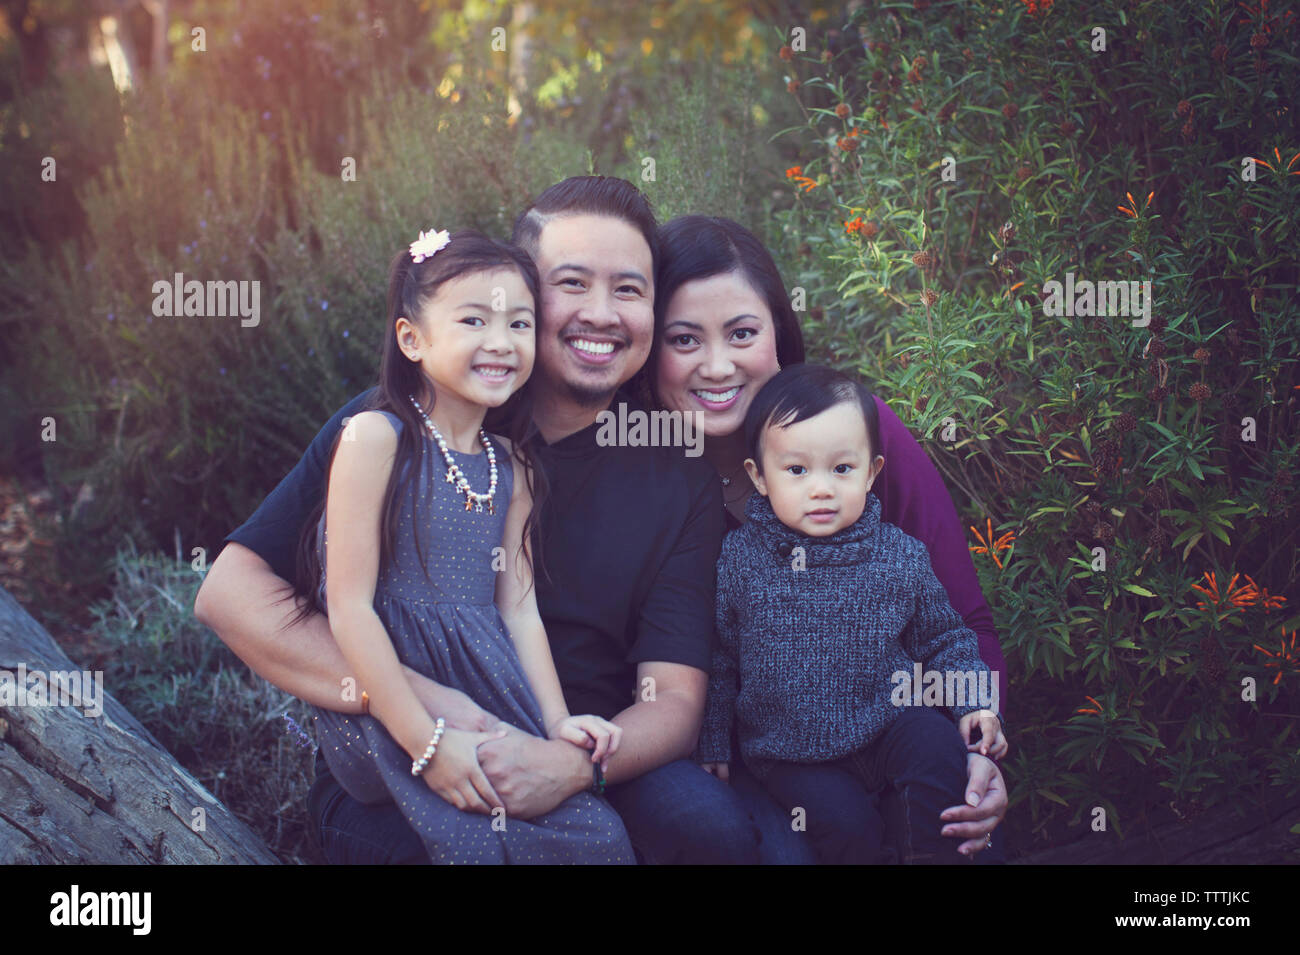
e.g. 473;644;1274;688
633;215;1009;860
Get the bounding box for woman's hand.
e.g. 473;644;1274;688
958;709;1008;760
941;752;1007;857
701;761;730;783
419;727;509;813
548;714;621;772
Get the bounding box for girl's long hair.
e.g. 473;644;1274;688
287;230;550;628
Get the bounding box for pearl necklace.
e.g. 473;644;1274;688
408;394;498;514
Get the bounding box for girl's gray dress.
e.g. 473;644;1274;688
312;409;634;864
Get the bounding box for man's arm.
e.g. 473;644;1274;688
603;660;707;784
196;543;495;730
194;389;493;730
476;462;726;817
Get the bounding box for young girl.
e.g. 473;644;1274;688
696;363;1007;864
295;228;635;864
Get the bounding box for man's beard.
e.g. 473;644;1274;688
560;374;619;409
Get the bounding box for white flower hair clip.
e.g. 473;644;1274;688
409;228;451;264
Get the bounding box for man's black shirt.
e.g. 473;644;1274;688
225;386;724;722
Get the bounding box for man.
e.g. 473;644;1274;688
194;176;1007;863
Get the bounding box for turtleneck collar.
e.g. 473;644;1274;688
743;491;883;567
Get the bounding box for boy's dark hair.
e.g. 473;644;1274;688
511;175;659;274
743;364;881;473
287;230;550;628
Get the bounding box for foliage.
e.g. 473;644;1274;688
88;543;319;863
770;0;1299;849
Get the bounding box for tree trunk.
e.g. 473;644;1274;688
0;586;277;864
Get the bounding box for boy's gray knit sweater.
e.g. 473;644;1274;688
698;491;999;777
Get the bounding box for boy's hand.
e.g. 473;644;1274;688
700;761;730;783
548;714;621;772
959;710;1007;760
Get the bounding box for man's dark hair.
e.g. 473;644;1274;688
743;363;881;473
511;176;659;273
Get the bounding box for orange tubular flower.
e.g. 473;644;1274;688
1190;570;1257;612
1248;147;1300;175
1253;626;1298;685
1076;695;1102;716
969;518;1016;569
1241;575;1287;613
1118;190;1154;218
844;216;864;235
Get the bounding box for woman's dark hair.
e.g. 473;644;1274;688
634;215;806;408
742;364;881;474
511;175;659;274
287;230;549;628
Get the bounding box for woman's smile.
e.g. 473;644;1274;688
690;384;743;410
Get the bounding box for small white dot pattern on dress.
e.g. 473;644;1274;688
311;410;635;863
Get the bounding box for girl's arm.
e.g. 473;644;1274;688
324;411;440;760
493;439;571;735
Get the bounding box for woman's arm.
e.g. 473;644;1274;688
493;440;570;735
872;395;1009;717
324;411;440;760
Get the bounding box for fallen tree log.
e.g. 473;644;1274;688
0;585;277;864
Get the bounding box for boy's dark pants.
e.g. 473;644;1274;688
758;707;974;864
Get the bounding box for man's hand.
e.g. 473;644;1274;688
475;729;590;820
940;752;1007;857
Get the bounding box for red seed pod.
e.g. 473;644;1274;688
779;45;794;61
1002;103;1019;119
835;103;851;118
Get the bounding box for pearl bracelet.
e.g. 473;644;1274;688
410;717;447;776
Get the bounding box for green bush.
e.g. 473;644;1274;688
769;0;1299;850
88;544;319;863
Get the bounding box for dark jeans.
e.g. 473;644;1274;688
759;707;973;864
308;734;1003;864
